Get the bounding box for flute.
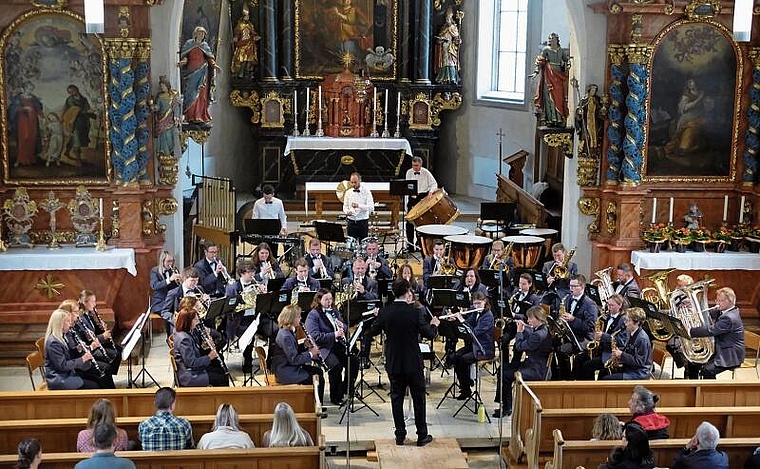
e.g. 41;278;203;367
438;307;484;320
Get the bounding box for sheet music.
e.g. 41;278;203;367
121;310;150;361
238;315;261;352
121;303;151;347
418;342;431;353
349;321;364;351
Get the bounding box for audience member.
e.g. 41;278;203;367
627;385;670;440
77;398;129;452
745;446;760;469
197;403;254;449
592;413;623;441
138;387;194;450
597;422;655;469
672;421;728;469
262;402;314;447
13;438;41;469
74;423;136;469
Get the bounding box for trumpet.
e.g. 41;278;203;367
69;330;105;377
214;257;234;285
194;323;235;386
170;267;181;283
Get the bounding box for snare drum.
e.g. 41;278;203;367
502;235;545;269
405;188;460;226
475;219;507;240
416;224;468;257
444;235;493;270
519;228;558;262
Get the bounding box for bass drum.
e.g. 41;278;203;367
415;224;468;257
405;188;460;226
444;234;493;271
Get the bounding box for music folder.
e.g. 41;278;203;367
585;284;602;306
345;299;380;326
532;271;548;292
244;218;281;236
256;290;291;318
389;179;417;197
318;279;334;290
478;269;503;288
267;277;286;292
296;291;316;314
515;300;534;318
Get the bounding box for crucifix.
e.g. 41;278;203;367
496;127;505;175
39;191;65;250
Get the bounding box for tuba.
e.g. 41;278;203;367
590;267;615;312
668;279;715;364
550;247;576;280
640;268;676;341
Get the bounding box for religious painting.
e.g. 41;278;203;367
0;10;109;185
295;0;398;79
181;0;223;56
31;0;67;8
644;21;740;182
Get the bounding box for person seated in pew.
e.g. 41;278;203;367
44;309;101;390
744;446;760;469
173;297;229;387
597;421;655;469
627;385;670;440
447;291;495;401
262;402;314;447
74;422;136;469
138;387;194;450
599;307;653;380
493;306;553;418
77;398;130;452
197;403;255;449
14;438;41;469
591;413;623;441
672;421;728;469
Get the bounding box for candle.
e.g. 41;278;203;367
306;87;310;117
397;91;401;117
723;195;728;222
668;197;674;224
384;89;389;113
373;87;377;125
293;90;298;123
651;197;657;224
318;86;322;110
99;198;103;217
740;195;746;224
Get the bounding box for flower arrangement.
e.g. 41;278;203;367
642;223;669;242
690;227;711;242
712;226;732;243
670;227;692;243
748;226;760;241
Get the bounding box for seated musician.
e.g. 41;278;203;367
613;263;641;298
502;273;541;364
689;287;744;379
224;259;263;348
305;289;359;406
455;268;490;299
193;243;229;297
306;238;334;280
282;258;321;292
364;239;393;280
481;240;515;299
422;240;445;290
267;305;325;404
542;242;578;301
162;267;204;337
341;258;379;300
493;305;553;418
58;304;114;388
447;292;495;400
577;294;628;380
77;290;121;376
556;274;598;380
44;309;102;390
399;264;424;303
600;307;653;380
666;274;701;379
173;297;229;387
252;242;285;286
149;251;182;340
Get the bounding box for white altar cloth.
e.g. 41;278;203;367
630;250;760;275
284;136;413;156
0;246;137;276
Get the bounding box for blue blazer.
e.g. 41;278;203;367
193;258;225;296
305;254;335;279
150;266;180;313
691;306;745;369
673;448;728;469
173;330;211;387
454;281;490;300
464;309;495;360
515;324;553;381
615;326;653;379
305;308;346;361
564;294;599;342
364;255;393;279
270;328;313;384
281;276;321;292
422;256;437;288
340;277;378;300
44;335;88;390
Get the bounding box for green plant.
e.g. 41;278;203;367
642;223;669;242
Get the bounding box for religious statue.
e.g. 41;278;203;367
230;6;260;79
532;32;570;127
683;203;703;230
575;83;605;159
153;76;181;157
434;8;462;85
179;26;218;126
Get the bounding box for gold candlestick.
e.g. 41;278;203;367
0;219;6;252
95;215;107;252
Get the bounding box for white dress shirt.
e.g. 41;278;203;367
252;196;287;226
405;167;438;194
343;185;374;221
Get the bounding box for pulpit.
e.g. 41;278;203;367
323;67;374;138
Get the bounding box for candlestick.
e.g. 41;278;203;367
668;197;674;224
651;197;657;225
303;87;311;136
723;195;728;222
740;196;746;224
0;219;6;252
95;212;107;252
382;89;390;138
292;90;299;136
315;85;324;137
370;87;379;137
394;92;401;138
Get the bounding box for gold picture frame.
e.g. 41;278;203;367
408;93;432;131
261;91;285;129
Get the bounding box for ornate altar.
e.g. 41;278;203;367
323;67;375;138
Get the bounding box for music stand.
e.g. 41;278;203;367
428;275;459;291
257;291;291;319
318;279;334;290
244;218;281;236
202;297;233;330
266;277;286;293
315;221;346;243
435;319;471;409
296;291;316;314
122;307;158;388
389;179;418;258
585;284;602;307
480;202;516;236
339;319;382;424
430;289;470;309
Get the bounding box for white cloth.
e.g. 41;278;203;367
630;250;760;274
405;166;438;194
343;185;374;221
0;246;137;276
252;197;287;227
197;427;255;449
284;136;413;156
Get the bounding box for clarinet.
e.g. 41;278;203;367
300;322;330;372
74;318;109;360
89;309;117;349
194;323;235;386
325;308;347;345
69;330;106;377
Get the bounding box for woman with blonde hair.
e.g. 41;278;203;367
592;413;623;441
44;309;99;390
77;399;129;452
262;402;314;447
197;403;254;449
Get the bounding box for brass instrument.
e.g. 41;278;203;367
489;242;515;271
604;329;623;373
234;283;259;313
290;282;312;307
194;323;235;386
367;256;377;280
590;267;615;312
89;309;116;349
171;267;181;283
550;247;576;280
214;256;234;285
668;279;715;364
189;286;211;320
334;282;354;309
586;312;608;357
438;242;457;275
70;330;106;377
640;268;676;341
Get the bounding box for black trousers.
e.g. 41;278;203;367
347;219;369;241
208;361;230;386
452;348;477;391
297;364;325;404
406;193;427;246
324;342;359;404
494;361;520;411
389;368;428;439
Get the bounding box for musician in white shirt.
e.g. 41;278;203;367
405;157;438;250
343;172;374;241
252;185;287;234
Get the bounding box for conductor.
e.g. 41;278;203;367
371;279;440;447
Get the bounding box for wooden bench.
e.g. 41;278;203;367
0;446;324;469
0;412;320;454
545;429;757;469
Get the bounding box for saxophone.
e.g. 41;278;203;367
604;329;623;373
586;312;607;357
550;247;576;280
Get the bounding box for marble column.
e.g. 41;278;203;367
621;45;651;186
743;48;760;185
605;46;626;185
414;0;431;83
280;0;294;80
261;0;278;82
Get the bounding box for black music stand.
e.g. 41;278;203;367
585;284;602;307
435;318;471;409
296;291;316;315
428;275;459;291
480;202;516;236
267;277;286;293
256;291;291;344
244;218;281;236
339;319;381;424
315;221;346;243
389;179;418;259
122;307;158;388
317;279;333;290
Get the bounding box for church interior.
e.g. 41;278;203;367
1;0;760;468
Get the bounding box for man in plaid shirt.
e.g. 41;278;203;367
138;387;194;450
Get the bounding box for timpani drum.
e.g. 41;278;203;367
519;228;559;262
405;188;460;226
416;224;468;258
444;235;493;271
502;235;545;269
475;219;507;240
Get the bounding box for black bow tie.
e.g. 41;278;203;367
353;189;360;193
265;201;272;204
414;171;420;175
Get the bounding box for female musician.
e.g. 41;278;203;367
252;242;284;285
493;305;553;418
448;291;495;400
455;268;490;298
600;307;653;380
502;273;542;365
268;305;325;404
173;297;228;387
304;289;358;406
58;301;114;389
577;293;628;380
77;290;121;375
150;250;182;319
224;259;261;346
399;264;424;302
43;309;100;390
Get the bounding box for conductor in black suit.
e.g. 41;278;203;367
371;279;440;447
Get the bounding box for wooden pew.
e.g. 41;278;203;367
0;446;324;469
0;413;320;454
0;385;317;420
545;429;757;469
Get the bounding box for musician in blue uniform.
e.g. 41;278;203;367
193;243;229;297
600;307;653;380
689;287;745;379
173;297;228;387
577;294;628;380
556;274;598;380
448;292;494;400
306;238;334;280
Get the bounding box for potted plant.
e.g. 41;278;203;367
690;227;711;252
642;223;669;253
747;226;760;253
711;226;731;253
727;225;747;252
670;227;692;253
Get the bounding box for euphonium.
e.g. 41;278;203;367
550;247;576;280
668;279;715;364
640;268;676;341
590;267;615;312
439;242;457;275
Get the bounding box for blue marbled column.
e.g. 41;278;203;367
133;46;151;184
605;46;626;184
621;47;650;186
280;0;293;80
107;45;137;184
414;0;431;83
261;0;278;81
743;49;760;185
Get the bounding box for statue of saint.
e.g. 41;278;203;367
532;33;570;127
230;7;260;79
683;203;703;230
153;76;181;157
575;84;605;158
434;8;462;85
178;26;218;125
